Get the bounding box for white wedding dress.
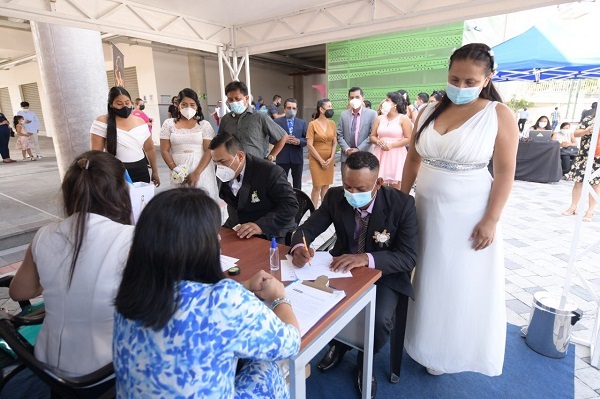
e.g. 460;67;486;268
404;101;506;376
160;119;219;202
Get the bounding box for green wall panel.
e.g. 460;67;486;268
327;22;464;116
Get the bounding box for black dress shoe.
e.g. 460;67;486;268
317;344;348;372
357;367;377;399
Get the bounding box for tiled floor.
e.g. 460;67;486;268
1;138;600;397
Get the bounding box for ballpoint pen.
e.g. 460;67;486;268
302;231;312;266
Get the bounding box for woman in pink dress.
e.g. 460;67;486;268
370;91;412;189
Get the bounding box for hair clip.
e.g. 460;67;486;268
77;158;90;170
488;49;495;58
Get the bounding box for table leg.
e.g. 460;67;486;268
289;357;306;398
362;288;376;399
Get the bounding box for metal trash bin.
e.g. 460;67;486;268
522;291;582;358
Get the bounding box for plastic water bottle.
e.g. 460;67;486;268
270;238;280;271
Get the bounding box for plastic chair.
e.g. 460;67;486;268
0;275;45;391
285;189;316;246
0;311;114;399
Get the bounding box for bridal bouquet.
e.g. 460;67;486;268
171;165;189;184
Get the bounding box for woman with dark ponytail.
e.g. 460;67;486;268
90;86;160;185
402;43;518;377
10;150;134;377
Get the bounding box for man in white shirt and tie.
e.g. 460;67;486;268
17;102;42;158
337;87;377;177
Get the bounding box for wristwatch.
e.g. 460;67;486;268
266;154;276;162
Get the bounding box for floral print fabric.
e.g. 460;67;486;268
568;116;600;185
113;279;300;398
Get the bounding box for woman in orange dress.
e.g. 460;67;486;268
306;98;337;207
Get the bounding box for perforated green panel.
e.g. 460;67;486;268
327;23;464;117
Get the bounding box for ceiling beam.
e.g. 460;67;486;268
252;52;325;71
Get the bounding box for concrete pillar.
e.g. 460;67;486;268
188;54;209;117
30;22;107;179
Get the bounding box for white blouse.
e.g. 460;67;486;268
32;213;134;376
90;120;150;163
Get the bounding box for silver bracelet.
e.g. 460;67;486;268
271;297;292;310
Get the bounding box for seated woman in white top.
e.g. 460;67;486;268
523;115;551;139
9;150;135;376
90;86;160;185
552;122;579;175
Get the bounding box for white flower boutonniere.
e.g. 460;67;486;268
373;229;391;248
251;190;260;203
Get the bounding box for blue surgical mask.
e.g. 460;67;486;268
445;82;481;105
259;108;268;113
230;100;247;115
344;182;377;209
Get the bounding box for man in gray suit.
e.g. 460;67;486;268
337;87;377;176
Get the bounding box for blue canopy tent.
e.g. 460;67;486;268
492;25;600;82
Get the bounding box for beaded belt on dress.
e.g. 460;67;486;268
422;158;487;171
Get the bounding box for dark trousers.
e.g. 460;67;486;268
330;283;403;361
0;128;10;159
278;163;303;189
561;154;572;175
518;118;527;132
560;147;578;175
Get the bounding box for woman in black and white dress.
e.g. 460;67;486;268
90;86;160;185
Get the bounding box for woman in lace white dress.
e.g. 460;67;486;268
160;88;219;202
401;43;518;376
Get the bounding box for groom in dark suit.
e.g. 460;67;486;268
291;151;417;398
209;132;298;242
273;98;307;189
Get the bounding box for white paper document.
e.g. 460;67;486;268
220;255;239;272
283;253;352;281
280;259;298;282
285;280;346;336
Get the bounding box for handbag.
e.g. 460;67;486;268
129;182;155;224
9;128;14;137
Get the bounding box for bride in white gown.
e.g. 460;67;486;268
160;89;219;203
401;43;519;376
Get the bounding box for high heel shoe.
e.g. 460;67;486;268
583;212;594;222
561;207;577;216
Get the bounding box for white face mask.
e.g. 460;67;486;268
180;107;196;120
215;155;240;182
538;121;548;128
380;102;393;115
350;98;362;110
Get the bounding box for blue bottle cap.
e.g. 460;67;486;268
271;237;277;248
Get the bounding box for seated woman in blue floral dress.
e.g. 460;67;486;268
113;188;301;398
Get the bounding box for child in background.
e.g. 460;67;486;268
14;115;35;161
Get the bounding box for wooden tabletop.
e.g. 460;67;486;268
220;228;381;350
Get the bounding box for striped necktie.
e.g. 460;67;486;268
357;214;370;254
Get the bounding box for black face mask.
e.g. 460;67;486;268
324;109;334;119
139;105;145;111
113;106;132;118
